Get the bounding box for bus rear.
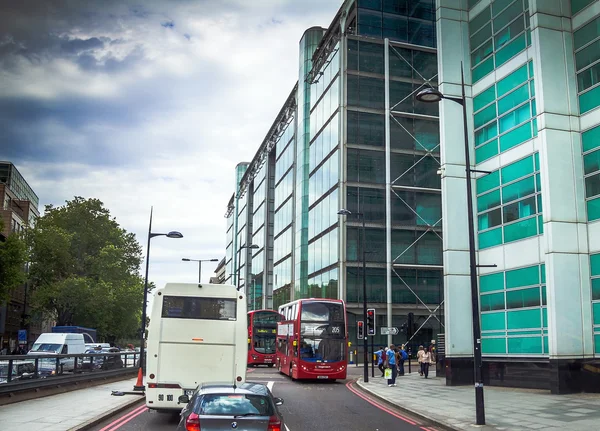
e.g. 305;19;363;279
145;283;247;411
277;299;348;381
247;310;280;367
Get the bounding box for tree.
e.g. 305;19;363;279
0;218;28;303
29;197;144;341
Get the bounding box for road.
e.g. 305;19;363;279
89;366;441;431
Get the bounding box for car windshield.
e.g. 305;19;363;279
30;343;62;353
199;394;274;416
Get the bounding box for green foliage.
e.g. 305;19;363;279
0;218;28;303
29;197;144;341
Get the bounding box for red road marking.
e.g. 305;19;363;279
345;381;418;426
99;404;147;431
247;368;255;373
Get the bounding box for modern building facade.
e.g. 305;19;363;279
225;0;443;351
437;0;600;393
0;162;41;352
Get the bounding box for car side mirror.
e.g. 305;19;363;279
178;395;190;404
274;397;284;406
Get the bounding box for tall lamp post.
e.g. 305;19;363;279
338;208;368;383
134;207;183;391
182;258;219;283
415;63;485;425
236;244;259;292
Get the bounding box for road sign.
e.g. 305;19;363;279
18;329;27;344
380;327;399;336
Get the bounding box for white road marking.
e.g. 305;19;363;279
267;381;274;391
285;425;291;431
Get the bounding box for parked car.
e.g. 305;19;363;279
0;361;36;384
81;347;124;371
176;382;285;431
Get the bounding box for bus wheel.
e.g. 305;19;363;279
289;365;295;380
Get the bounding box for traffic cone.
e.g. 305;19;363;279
133;367;145;391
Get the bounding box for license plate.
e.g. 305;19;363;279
184;389;194;396
264;359;272;362
317;376;329;379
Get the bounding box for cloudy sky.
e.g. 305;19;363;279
0;0;342;295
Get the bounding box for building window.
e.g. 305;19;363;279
575;15;600;114
591;254;600;354
582;125;600;221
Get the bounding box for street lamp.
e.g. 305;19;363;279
415;63;485;425
338;208;369;384
134;207;183;392
182;258;219;283
237;244;259;292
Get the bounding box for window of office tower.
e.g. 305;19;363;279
356;0;436;48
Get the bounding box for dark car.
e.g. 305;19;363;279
176;382;285;431
81;347;124;370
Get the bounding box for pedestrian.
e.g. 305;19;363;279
429;340;436;363
417;345;425;376
398;344;408;376
386;344;397;387
375;346;386;377
422;346;432;378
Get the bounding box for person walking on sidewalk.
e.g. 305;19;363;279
398;344;408;376
386;344;397;386
417;345;425;376
422;346;432;378
375;346;386;377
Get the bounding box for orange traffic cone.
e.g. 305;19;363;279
133;367;145;391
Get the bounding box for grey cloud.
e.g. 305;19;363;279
60;37;104;54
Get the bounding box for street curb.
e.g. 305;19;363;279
355;378;457;431
68;395;145;431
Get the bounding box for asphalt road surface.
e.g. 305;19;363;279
89;366;441;431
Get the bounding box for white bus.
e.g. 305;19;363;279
145;283;248;411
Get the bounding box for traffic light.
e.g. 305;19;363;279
366;308;376;336
357;320;364;340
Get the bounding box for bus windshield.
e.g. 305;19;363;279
251;311;279;354
299;302;345;363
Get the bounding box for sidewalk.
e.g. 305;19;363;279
357;368;600;430
0;377;144;431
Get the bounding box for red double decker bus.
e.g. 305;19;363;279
276;299;347;381
247;310;281;367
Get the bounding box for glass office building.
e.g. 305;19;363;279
224;0;442;351
438;0;600;393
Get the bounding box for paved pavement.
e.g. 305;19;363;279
0;377;144;431
357;367;600;430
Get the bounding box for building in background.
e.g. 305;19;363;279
437;0;600;393
210;257;227;284
0;162;41;351
224;0;443;351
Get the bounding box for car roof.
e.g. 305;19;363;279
197;382;270;396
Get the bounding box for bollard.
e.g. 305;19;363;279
349;350;354;364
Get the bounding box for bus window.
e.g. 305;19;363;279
161;296;237;320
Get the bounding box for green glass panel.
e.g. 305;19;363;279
478;189;501;211
474;85;496;112
480;272;504;293
582;126;600;153
587;174;600;197
508;330;541;335
532;118;538;137
482;337;506;354
468;0;482;8
479;227;503;249
588;197;600;221
499;103;531;134
526;29;531;46
501;155;533;184
477;170;500;194
530;80;535;97
482;312;506;331
504;217;538;243
594;302;600;325
503;196;536;223
541;264;546;283
499;122;532;151
592;278;600;300
577;52;600;88
538;214;543;234
495;33;526;68
506;287;541;309
469;7;492;35
542;285;547;305
498;83;529;116
479;208;502;230
495;13;525;50
580;85;600;114
475;104;497;129
528;60;534;78
543;336;548;354
506;265;539;289
534;152;540;171
574;16;600;50
543;307;547;327
584;149;600;175
471;40;494;68
572;0;595;15
475;122;499;146
591;253;600;277
595;335;600;354
473;57;494;83
476;140;499;163
507;308;541;329
497;64;528;97
508;336;543;354
481;292;505;311
502;176;535;203
471;23;493;51
493;0;523;31
493;0;517;17
535;173;541;192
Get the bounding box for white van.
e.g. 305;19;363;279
28;333;86;372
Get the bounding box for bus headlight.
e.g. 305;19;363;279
252;355;258;360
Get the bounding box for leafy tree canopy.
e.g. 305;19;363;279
0;218;28;303
29;197;144;342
